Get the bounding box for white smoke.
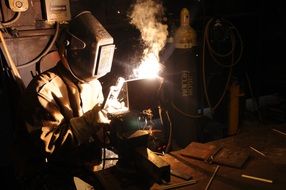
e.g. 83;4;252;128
129;0;168;78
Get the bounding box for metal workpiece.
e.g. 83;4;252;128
135;147;171;183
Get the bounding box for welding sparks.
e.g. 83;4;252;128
133;53;161;79
129;0;168;79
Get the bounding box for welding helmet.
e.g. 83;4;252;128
59;11;115;82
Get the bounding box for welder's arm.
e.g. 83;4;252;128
26;97;109;155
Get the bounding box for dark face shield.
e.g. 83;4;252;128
65;11;115;81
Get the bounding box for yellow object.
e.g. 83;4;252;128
8;0;29;12
174;8;197;49
241;174;273;183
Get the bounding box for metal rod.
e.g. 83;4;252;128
249;146;266;157
241;174;273;183
272;128;286;136
158;179;197;190
204;165;220;190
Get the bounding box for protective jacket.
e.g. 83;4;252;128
23;62;104;162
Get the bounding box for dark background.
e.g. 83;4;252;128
1;0;285;187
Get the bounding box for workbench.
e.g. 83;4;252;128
94;121;286;190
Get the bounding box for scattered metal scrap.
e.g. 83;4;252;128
204;165;220;190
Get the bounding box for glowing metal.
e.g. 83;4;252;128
133;53;161;79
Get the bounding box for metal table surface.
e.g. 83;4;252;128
94;121;286;190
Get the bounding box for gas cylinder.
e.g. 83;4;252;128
166;8;201;147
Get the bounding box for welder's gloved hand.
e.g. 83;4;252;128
83;104;111;126
104;99;128;115
70;104;111;144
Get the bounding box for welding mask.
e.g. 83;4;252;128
61;11;115;82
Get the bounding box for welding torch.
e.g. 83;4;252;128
102;77;127;115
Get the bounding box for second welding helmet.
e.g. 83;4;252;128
61;11;115;82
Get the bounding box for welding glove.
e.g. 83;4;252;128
70;104;111;145
105;100;127;114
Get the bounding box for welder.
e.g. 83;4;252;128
20;11;116;190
